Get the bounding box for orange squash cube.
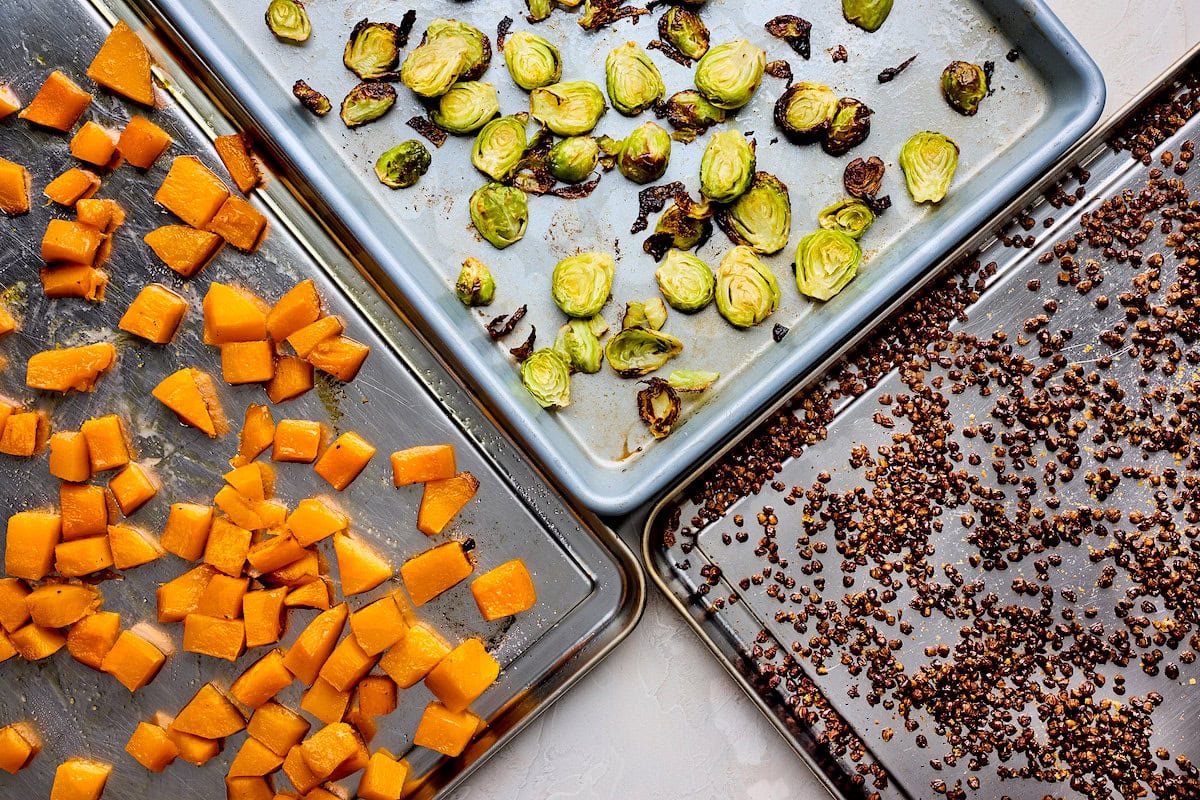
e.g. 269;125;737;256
285;578;332;610
39;264;108;302
228;737;285;778
80;414;130;472
153;713;219;767
101;629;167;690
125;722;179;772
203;516;252;576
299;677;352;726
356;676;398;717
307;335;370;383
413;703;481;758
282;603;348;686
155;156;230;227
271;419;325;463
87;20;154;106
0;85;20;120
214;133;262;194
214;485;266;530
207;195;268;252
49;758;111;800
243;587;288;648
230;648;293;708
400;541;472;606
248;702;310;757
108;523;164;569
108;462;159;516
221;340;275;384
230;404;275;467
282;745;321;795
75;198;125;233
117;115;173;169
379;622;450;688
25;582;101;628
55;535;114;577
66;610;120;670
19;70;91;131
160;502;214;561
0;578;32;632
265;356;314;404
26;343;116;394
153;367;227;437
0;303;18;335
247;533;306;574
300;722;366;781
10;623;67;660
0;721;42;774
42;219;104;265
0;632;16;662
390;445;456;486
203;282;268;344
143;225;223;278
0;410;49;456
424;638;500;713
44;168;101;207
5;511;62;581
59;482;112;540
319;634;379;693
332;533;392;596
156;564;216;623
471;559;537;621
173;683;247;738
264;549;320;587
0;157;31;215
285;497;347;546
69;122;118;166
356;751;408;800
226;462;276;501
267;280;321;342
313;432;376;491
286;315;343;359
183;613;245;661
118;283;187;343
349;594;410;656
417;472;479;536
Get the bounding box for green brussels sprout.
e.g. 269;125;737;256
941;61;989;116
795;229;861;301
472;116;528;180
293;80;331;116
530;81;607;136
552;252;615;318
659;7;710;61
818;198;875;240
616;122;672;184
375;141;432;189
605;42;665;116
668;370;719;392
637;378;681;439
431;81;500;135
547;136;600;183
842;0;893;32
622;299;668;331
265;0;311;42
605;328;684;378
700;130;756;204
340;82;397;128
823;98;873;156
343;19;401;80
400;19;489;98
664;90;726;142
717;172;791;255
553;319;604;374
694;39;766;110
653;204;713;253
899;131;960;203
655;250;715;312
714;245;780;328
526;0;552;22
470;184;529;249
521;349;572;409
427;18;492;80
773;82;837;143
504;31;562;91
455;258;496;306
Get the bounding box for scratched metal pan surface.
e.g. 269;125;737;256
127;0;1103;515
645;45;1200;800
0;1;643;798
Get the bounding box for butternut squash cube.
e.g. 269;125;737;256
0;157;31;215
203;516;252;576
183;613;245;661
0;721;41;774
207;195;268;251
224;461;275;501
160;502;214;561
75;198;125;233
155;713;220;767
243;586;288;648
471;559;537;621
313;432;376;492
265;356;313;404
197;573;249;619
26;343;116;394
412;703;480;757
69;122;118;167
118;283;187;343
0;84;18;119
247;533;306;575
153;367;227;437
44;168;101;207
214;485;265;531
101;629;167;690
107;523;164;569
267;280;321;343
231;405;276;468
400;541;472;606
204;282;268;344
285;497;347;546
25;582;100;628
0;303;18;335
356;676;398;718
117;116;173;170
227;776;276;800
87;20;154;106
349;594;409;656
0;578;32;632
143;225;223;278
19;71;91;131
172;683;246;738
390;445;456;487
379;622;450;688
285;316;343;359
230;648;293;708
271;420;325;463
66;610;120;670
40;264;108;302
263;549;320;587
49;758;111;800
300;722;366;781
282;603;348;686
417;473;479;536
124;722;179;772
156;564;217;623
60;482;112;541
307;335;370;383
299;677;352;726
284;578;331;610
55;535;113;577
42;219;104;265
108;462;159;516
247;702;309;757
332;533;392;596
221;340;275;384
10;623;67;659
0;630;17;663
0;410;48;456
282;746;320;795
48;432;91;483
155;156;230;227
80;414;130;472
319;634;378;693
424;638;500;713
228;737;285;777
5;511;62;581
214;134;262;194
357;750;408;800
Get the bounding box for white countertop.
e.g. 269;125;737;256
450;4;1199;799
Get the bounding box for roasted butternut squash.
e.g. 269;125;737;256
26;343;116;393
412;702;480;757
332;533;393;596
281;602;347;686
0;721;41;775
183;613;245;661
116;115;172;169
44;167;101;207
101;629;167;690
0;579;32;632
49;758;111;800
18;70;92;131
107;523;165;569
75;198;125;233
307;335;370;382
227;737;284;778
285;497;347;546
424;638;500;713
69;122;118;167
230;648;293;708
156;564;216;623
203;282;268;344
118;283;187;343
107;462;159;516
207;195;268;252
39;264;108;302
356;675;398;717
10;623;67;660
214;133;262;194
143;225;223;278
124;721;178;773
243;586;288;648
285;576;332;610
158;713;221;767
266;280;321;342
0;85;20;120
203;516;252;577
66;610;120;670
152;367;227;437
285;315;343;359
271;419;325;463
471;558;537;621
25;582;101;628
86;20;154;106
0;157;31;215
172;683;246;738
349;594;410;656
318;634;378;693
60;482;112;540
390;444;456;487
299;722;366;782
159;502;213;561
247;702;310;757
379;622;450;688
230;404;275;467
265;356;314;404
357;749;409;800
400;541;473;606
221;340;275;384
80;414;130;472
0;410;49;456
313;432;376;491
155;156;230;227
5;511;62;581
41;220;103;265
299;677;352;726
196;573;249;620
55;535;114;577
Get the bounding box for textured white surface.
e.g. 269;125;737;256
450;4;1200;799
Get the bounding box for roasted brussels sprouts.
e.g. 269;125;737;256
521;349;572;409
714;246;780;328
526;0;552;22
818;198;875;240
375;141;431;189
660;7;710;61
694;39;766;110
700;130;756;204
553;319;604;374
653;204;712;253
605;327;684;378
617;122;672;184
899;131;959;203
668;370;718;392
579;0;650;31
606;42;665;116
656;250;714;312
717;172;791;255
663;90;726;142
455;258;496;306
340;83;397;128
547;136;600;183
842;0;893;32
344;19;401;80
942;61;989;116
504;31;562;91
844;156;886;200
472;116;528;180
795;229;861;301
400;19;490;98
431;82;500;135
470;183;529;249
824;98;873;156
293;80;331;116
530;81;607;136
266;0;311;42
552;252;615;318
622;299;668;331
773;82;837;143
637;378;680;439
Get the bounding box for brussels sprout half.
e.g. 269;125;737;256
504;31;562;91
659;7;710;61
842;0;894;32
716;172;791;255
714;246;780;328
470;183;529;249
818;198;875;240
553;319;604;374
694;39;766;110
375;140;431;189
795;229;862;301
400;18;490;98
606;41;665;116
824;98;873;156
616;122;672;184
655;250;715;312
340;82;397;128
899;131;960;203
472;116;528;181
293;80;331;116
700;130;756;204
344;19;401;80
455;258;496;306
552;252;615;318
530;81;607;136
773;82;837;143
430;82;500;135
521;349;572;409
942;61;989;116
637;378;681;439
605;327;684;378
663;90;726;143
652;205;713;255
266;0;311;42
547;136;600;183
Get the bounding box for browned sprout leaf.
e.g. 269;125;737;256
497;15;514;52
647;40;690;68
764;15;811;60
830;45;848;63
406;115;448;147
878;54;917;83
844;156;886;200
637;378;680;439
579;0;650;31
292;79;331;116
509;326;537;361
397;10;417;48
631;181;685;234
765;60;793;85
487;305;528;339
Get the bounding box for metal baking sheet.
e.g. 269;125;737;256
0;1;643;798
646;46;1200;800
130;0;1103;514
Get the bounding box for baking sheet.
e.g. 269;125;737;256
647;47;1200;800
131;0;1103;514
0;1;643;797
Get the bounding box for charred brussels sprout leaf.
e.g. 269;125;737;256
552;252;615;317
431;82;500;135
818;198;875;240
941;61;989;116
795;229;862;301
774;82;837;143
899;131;959;203
266;0;311;42
617;122;672;184
547;136;600;183
472;116;528;180
714;245;780;328
655;250;714;312
455;258;496;306
504;31;562;90
664;90;726;143
606;42;665;116
659;7;710;61
824;98;873;156
343;19;401;80
340;82;397;127
530;81;607;136
521;349;572;409
764;15;812;60
606;328;684;378
842;0;894;32
668;370;719;392
716;172;791;255
470;183;529;248
700;130;756;204
293;80;331;116
844;156;886;199
375;140;431;188
400;19;490;98
553;319;604;374
694;39;766;110
637;378;681;439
